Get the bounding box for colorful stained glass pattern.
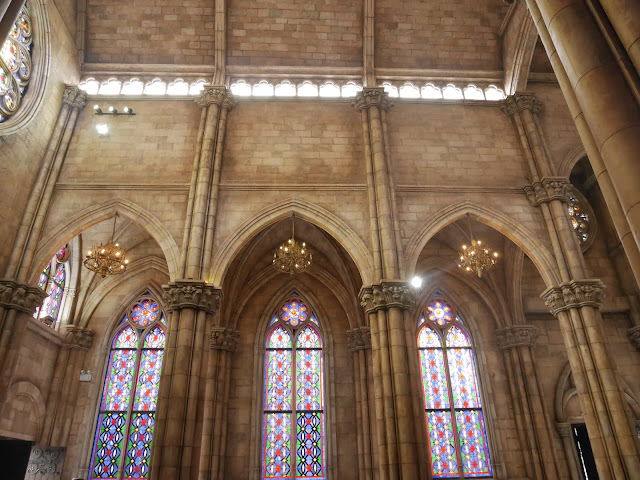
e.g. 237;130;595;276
568;194;589;245
420;348;450;410
114;325;139;349
426;411;459;477
296;349;322;410
263;413;292;478
448;347;480;409
270;314;278;326
419;325;442;348
446;325;471;348
56;243;70;262
130;299;159;327
297;325;321;349
455;410;492;477
133;350;163;411
123;413;155;479
143;326;166;349
427;300;453;326
54;263;65;286
265;349;292;411
0;6;32;122
41;282;63;321
280;299;308;326
37;262;51;290
268;326;292;349
296;412;324;478
90;412;127;479
310;314;318;325
102;349;136;411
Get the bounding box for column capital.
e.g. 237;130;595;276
195;85;236;110
353;88;393;112
359;281;415;314
500;92;542;117
347;326;372;352
162;280;223;314
211;327;239;352
628;326;640;351
0;279;47;314
524;177;572;206
556;422;572;437
63;85;88;109
495;325;539;349
542;279;606;315
64;325;94;350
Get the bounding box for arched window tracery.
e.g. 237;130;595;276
418;298;492;478
567;193;590;246
34;243;69;328
88;293;167;480
262;296;325;480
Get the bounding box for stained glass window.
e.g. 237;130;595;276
34;244;69;329
567;194;589;245
263;296;325;480
418;299;492;478
0;4;33;122
89;294;167;480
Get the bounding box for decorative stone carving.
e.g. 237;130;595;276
25;446;65;478
495;325;539;349
353;88;393;112
542;279;606;315
555;422;571;437
0;279;47;314
195;85;236;110
347;327;372;352
628;325;640;351
359;281;415;313
500;93;542;117
524;177;573;206
62;85;87;109
64;325;94;350
211;327;239;352
163;280;222;314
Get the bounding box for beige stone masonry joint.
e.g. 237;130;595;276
162;280;223;314
0;279;47;314
353;88;393;112
62;85;88;110
359;281;415;314
64;325;94;350
524;177;572;207
195;85;236;110
495;325;540;349
541;279;606;315
500;92;543;117
628;325;640;351
347;326;372;352
210;327;239;352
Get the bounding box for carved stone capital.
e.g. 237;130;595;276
628;326;640;351
556;422;571;437
359;281;415;314
347;327;371;352
0;279;47;314
211;327;239;352
64;325;94;350
195;85;236;110
542;279;606;315
63;85;88;109
353;88;393;112
162;280;222;314
495;325;539;349
524;177;572;207
500;93;542;117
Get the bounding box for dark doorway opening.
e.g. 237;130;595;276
0;437;33;480
571;423;599;480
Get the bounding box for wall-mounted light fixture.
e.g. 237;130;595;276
93;104;135;115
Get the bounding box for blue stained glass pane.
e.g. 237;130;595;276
446;325;471;348
418;325;442;348
426;410;459;478
263;413;292;478
53;263;65;287
455;410;492;477
123;413;155;479
265;349;292;411
133;349;163;411
114;325;139;349
269;314;278;326
130;299;159;327
280;299;308;327
427;300;453;326
102;349;136;411
296;412;325;479
89;412;127;479
310;314;318;325
447;347;481;409
296;349;322;411
143;326;166;349
296;325;321;349
37;262;50;290
420;348;450;410
267;326;292;349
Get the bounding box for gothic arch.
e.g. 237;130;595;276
558;144;587;178
0;381;45;441
210;198;374;286
404;201;560;287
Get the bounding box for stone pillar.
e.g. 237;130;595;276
598;0;640;75
360;282;417;480
198;327;238;480
150;281;222;480
347;326;373;480
495;325;564;479
556;422;585;480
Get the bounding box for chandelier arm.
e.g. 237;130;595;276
111;212;118;242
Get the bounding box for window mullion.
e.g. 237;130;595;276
442;345;465;480
291;333;297;479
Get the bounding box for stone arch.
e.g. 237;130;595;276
0;381;46;441
210;198;374;285
33;198;180;281
404;200;560;288
558;144;587;178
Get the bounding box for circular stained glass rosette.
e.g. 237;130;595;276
55;243;71;263
0;6;32;121
280;299;308;327
567;195;589;245
426;300;453;326
130;299;159;327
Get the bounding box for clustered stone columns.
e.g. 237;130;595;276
359;283;417;480
40;326;94;447
347;326;373;480
495;325;564;479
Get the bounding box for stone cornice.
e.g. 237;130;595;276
628;325;640;351
64;325;94;350
347;326;372;352
0;279;47;314
211;327;239;352
63;85;88;109
500;93;542;117
353;88;393;111
495;325;539;349
359;281;415;313
524;177;572;206
542;279;606;315
195;85;236;110
162;280;222;314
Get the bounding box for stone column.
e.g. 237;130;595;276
150;281;222;480
360;282;417;480
495;325;564;479
347;326;373;480
597;0;640;75
556;422;585;480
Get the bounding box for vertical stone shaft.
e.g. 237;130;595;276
366;310;388;480
597;0;640;79
358;348;373;477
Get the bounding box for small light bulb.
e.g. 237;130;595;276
125;260;129;264
87;250;92;255
411;276;423;288
101;249;105;253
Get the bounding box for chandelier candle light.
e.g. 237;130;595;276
83;212;129;277
273;214;312;275
458;214;499;278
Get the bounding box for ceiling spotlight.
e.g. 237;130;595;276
411;276;423;288
123;106;133;114
108;106;117;113
93;104;103;114
96;124;109;136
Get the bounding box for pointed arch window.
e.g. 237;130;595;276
418;299;492;478
34;244;70;328
262;296;325;479
88;294;167;480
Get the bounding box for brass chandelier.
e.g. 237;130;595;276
84;213;129;277
458;214;499;278
273;214;312;276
